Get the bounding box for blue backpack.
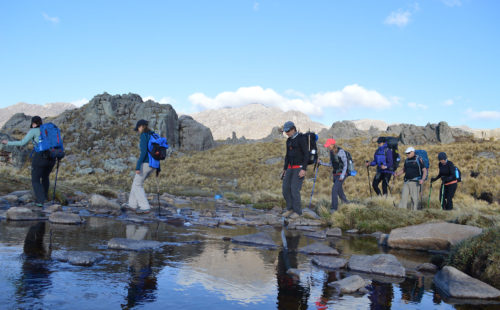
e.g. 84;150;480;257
148;132;169;169
414;150;429;180
35;123;65;160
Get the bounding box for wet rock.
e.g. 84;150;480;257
52;251;104;266
302;208;320;219
195;218;219;227
416;263;438;273
328;275;372;294
387;222;483;251
6;207;45;221
49;212;83;225
312;256;347;269
346;229;359;234
326;227;342;237
2;195;18;203
8;190;31;197
45;204;63;213
348;254;405;278
298;242;339;255
107;238;163;251
287;218;323;230
378;233;389;246
434;266;500;299
89;194;121;215
179;208;193;215
231;232;277;247
370;231;383;239
304;230;327;239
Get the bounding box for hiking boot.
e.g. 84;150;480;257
282;210;294;218
289;212;300;219
135;208;151;215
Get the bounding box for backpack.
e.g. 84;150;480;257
455;166;462;182
344;149;356;176
379;136;400;171
148;132;169;161
414;150;429;180
303;132;318;165
35;123;65;160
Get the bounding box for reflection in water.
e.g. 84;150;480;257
369;282;394;310
276;232;310;310
123;225;158;309
16;222;52;304
400;276;425;304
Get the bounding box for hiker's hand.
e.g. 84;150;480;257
339;175;344;181
381;165;387;170
1;140;7;144
136;170;140;175
298;169;306;178
419;179;424;185
365;161;370;167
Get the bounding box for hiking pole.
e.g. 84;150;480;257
427;183;433;209
155;169;161;217
52;159;60;204
441;183;445;210
308;162;320;209
365;161;373;198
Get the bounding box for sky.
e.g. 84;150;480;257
0;0;499;129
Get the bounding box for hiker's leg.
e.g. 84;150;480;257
331;175;340;211
41;160;55;202
444;183;457;210
372;172;382;196
129;163;153;210
398;182;410;209
439;185;444;209
381;173;390;196
290;169;304;215
282;169;294;211
409;182;419;211
337;176;348;203
31;164;45;204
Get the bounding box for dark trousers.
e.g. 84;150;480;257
331;175;348;211
373;172;392;196
282;168;304;215
31;152;55;204
440;183;457;210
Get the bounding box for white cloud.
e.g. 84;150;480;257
143;96;175;105
71;98;88;107
408;102;428;110
442;0;462;7
42;12;60;24
253;2;260;11
444;99;454;106
467;109;500;121
384;9;411;27
188;85;394;116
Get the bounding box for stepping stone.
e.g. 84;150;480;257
299;242;339;255
53;251;104;266
49;212;83;225
434;266;500;299
328;275;371;294
231;232;277;247
312;256;347;269
107;238;163;251
6;207;46;221
348;254;405;277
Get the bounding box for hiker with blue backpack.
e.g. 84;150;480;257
430;152;459;210
128;119;168;215
366;137;396;196
1;116;64;207
394;147;428;210
321;138;352;212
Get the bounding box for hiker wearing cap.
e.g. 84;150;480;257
1;116;56;207
128;119;154;214
323;138;350;211
281;121;308;219
430;152;458;210
366;137;394;196
394;147;427;210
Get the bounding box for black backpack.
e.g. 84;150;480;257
303;132;318;165
343;148;355;176
379;136;400;171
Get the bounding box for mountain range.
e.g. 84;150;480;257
0;102;76;127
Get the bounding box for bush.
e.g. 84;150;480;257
448;226;500;289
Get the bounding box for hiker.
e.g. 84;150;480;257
366;137;394;196
430;152;458;210
1;116;55;207
281;121;309;219
394;147;427;210
323;138;350;211
128;119;155;214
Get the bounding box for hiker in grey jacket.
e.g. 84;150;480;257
323;138;350;211
1;116;55;207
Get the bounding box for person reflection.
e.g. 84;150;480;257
369;281;394;310
276;232;310;310
400;275;424;304
123;224;158;309
16;222;52;302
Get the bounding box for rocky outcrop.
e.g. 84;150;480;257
0;102;75;128
387;222;483;251
178;115;215;151
319;121;369;140
434;266;500;299
348;254;405;277
0;113;32;135
387;122;472;145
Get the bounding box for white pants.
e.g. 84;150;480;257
399;181;421;210
128;162;154;210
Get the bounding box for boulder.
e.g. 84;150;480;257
6;207;45;221
178;115;215;151
328;275;371;294
348;254;405;277
416;263;438;273
387;222;483;251
304;230;327;239
326;227;342;237
89;194;121;215
231;232;277;247
437;121;455;144
45;204;63;213
319;121;368;140
107;238;163;251
434;266;500;299
0;131;31;168
49;212;83;225
312;256;347;269
298;242;339;255
52;251;104;266
1;195;18;203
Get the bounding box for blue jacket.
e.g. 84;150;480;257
369;143;394;173
136;132;150;171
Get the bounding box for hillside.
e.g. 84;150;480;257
0;102;76;127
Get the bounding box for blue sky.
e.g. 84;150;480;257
0;0;499;128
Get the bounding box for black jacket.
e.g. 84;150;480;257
431;160;456;184
283;133;309;170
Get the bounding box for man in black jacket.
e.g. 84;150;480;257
281;121;308;219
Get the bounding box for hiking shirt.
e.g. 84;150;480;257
6;128;40;148
433;160;457;185
283;132;309;171
330;148;348;179
369;143;393;173
403;155;424;181
136;131;151;171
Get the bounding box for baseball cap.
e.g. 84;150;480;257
324;138;336;148
283;121;295;132
405;147;415;154
134;119;148;131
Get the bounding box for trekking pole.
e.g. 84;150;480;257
365;161;373;198
155;169;161;217
427;183;433;209
308;162;320;209
441;183;445;210
52;159;60;204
